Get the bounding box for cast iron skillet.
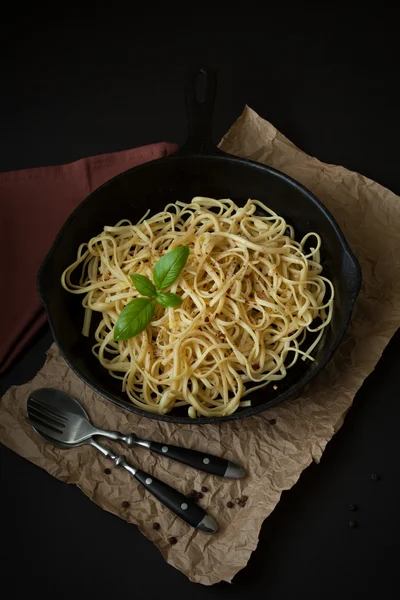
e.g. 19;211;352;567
37;67;361;424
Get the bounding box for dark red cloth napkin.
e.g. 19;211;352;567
0;142;178;373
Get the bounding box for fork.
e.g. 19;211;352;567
27;389;217;533
27;388;245;478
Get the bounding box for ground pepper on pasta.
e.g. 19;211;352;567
61;197;334;418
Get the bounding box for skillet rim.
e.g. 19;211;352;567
37;152;362;424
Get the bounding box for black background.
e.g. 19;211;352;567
1;8;399;599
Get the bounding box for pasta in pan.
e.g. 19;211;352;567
62;197;334;418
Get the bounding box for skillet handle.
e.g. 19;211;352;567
178;66;225;157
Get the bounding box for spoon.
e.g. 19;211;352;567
27;388;245;478
27;389;218;533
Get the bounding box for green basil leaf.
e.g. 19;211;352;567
155;292;183;308
114;298;155;341
130;274;157;297
153;246;190;290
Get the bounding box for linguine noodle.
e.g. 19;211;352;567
61;197;334;418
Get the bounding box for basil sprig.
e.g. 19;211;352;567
114;246;189;341
130;274;157;297
113;297;155;340
153;246;190;290
155;292;183;308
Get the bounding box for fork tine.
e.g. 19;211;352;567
28;398;68;426
27;413;65;438
28;397;68;421
28;403;67;429
28;405;66;432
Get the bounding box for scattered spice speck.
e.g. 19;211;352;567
103;468;111;475
236;495;248;507
348;520;357;528
201;486;208;493
268;419;277;425
152;522;160;531
122;501;130;509
169;536;178;545
227;501;234;508
188;490;203;500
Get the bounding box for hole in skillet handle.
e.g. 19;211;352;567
195;69;207;104
177;65;226;158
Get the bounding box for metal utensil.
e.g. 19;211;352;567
27;388;245;478
27;391;217;533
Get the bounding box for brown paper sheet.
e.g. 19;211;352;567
1;107;399;585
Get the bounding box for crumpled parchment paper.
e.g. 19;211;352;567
1;107;399;585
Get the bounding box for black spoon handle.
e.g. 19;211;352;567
95;428;245;479
147;441;245;479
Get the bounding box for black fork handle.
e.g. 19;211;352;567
90;439;217;533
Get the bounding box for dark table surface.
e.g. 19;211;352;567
1;10;399;599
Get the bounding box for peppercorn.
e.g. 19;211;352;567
348;520;357;528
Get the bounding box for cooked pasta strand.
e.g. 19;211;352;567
61;198;334;418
